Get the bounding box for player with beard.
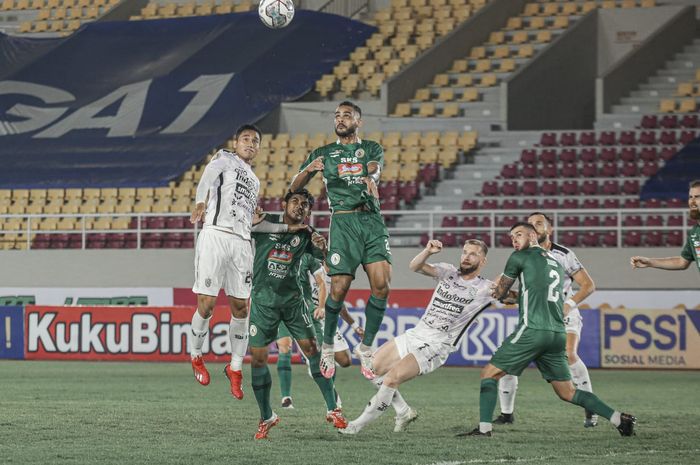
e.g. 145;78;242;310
631;180;700;275
494;212;599;428
459;223;636;438
339;239;496;435
289;100;391;380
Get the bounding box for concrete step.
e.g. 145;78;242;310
620;96;667;105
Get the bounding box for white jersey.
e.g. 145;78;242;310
548;242;584;299
195;149;260;240
413;263;495;348
309;266;327;307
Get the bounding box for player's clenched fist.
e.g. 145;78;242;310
425;240;443;254
305;157;324;173
630;256;652;268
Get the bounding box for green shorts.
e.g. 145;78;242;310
276;300;321;341
490;327;571;382
250;299;316;347
327;211;392;277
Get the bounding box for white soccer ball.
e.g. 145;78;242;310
258;0;295;29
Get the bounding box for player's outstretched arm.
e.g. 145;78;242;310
409;240;443;277
190;157;224;224
630;255;691;270
569;267;595;307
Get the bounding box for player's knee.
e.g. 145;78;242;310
196;297;216;317
250;351;267;368
335;351;352;367
229;299;248;319
554;384;575;402
298;340;317;357
277;341;292;354
566;352;578;365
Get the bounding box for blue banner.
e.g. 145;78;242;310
0;12;375;188
641;141;700;200
0;306;24;360
340;308;601;368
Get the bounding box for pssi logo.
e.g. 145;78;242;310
0;74;233;138
604;310;700;350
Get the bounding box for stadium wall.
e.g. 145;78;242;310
0;247;696;289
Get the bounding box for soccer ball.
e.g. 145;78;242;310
258;0;295;29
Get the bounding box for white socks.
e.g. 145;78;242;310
570;358;593;392
610;411;621;427
353;384;396;428
189;310;211;357
498;375;519;414
371;376;410;415
229;316;249;371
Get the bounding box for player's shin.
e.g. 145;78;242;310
569;359;593;393
252;365;273;420
277;351;292;398
362;295;387;346
498;375;518;414
229;316;249;370
190;310;211;357
371;375;409;414
353;384;395;428
323;297;343;346
308;353;338;410
479;379;498;433
570;390;614;421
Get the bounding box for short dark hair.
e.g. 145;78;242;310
690;180;700;189
510;222;536;233
337;100;362;118
464;238;488;256
284;189;315;208
528;211;553;225
234;124;262;141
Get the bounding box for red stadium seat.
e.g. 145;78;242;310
462;216;479;227
646;215;663;227
560;132;576;146
601;180;620;195
660;131;678;145
641;161;660;177
621;163;639;177
539;132;557;146
501;181;519;196
539;149;557;164
602;198;620;209
600;162;618;178
601;231;618;247
622;180;640;195
581;180;599;196
559;149;577;163
581;232;600;247
680;130;697;145
638;147;657;162
659;115;677;129
618;147;636;162
521;164;538;178
481;199;498;210
560;163;578;178
640;115;658;129
522;199;539;210
582;198;600;209
623;198;640;208
542;198;559;209
623;231;642;247
579;132;596;146
639;131;656;145
666;198;684;208
500;164;519;179
481;181;499;196
619;131;636;145
558;231;579;247
599;131;616;146
520;149;537;164
680;114;698;128
462;199;478;210
561;181;579;196
541;180;559;195
598;148;617;162
583;216;600;227
582;163;598;178
667;215;683;226
602;215;617;226
642;198;662;209
502;199;519;210
540;163;558;178
659;147;677;160
561;216;579;227
623;215;643;227
666;231;683;247
521;181;539;196
561;198;579;209
442;216;458;227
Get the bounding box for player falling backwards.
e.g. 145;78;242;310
460;222;636;438
340;239;495;435
495;212;599;428
290;100;391;380
248;189;347;440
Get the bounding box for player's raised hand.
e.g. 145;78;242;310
252;206;266;225
305;157;324;173
311;231;327;250
313;306;325;319
425;240;443;254
362;177;379;199
190;202;206;224
630;256;652;268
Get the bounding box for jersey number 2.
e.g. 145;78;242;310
547;269;560;303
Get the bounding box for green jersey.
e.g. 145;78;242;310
251;215;322;308
298;253;322;307
680;224;700;273
299;139;384;212
503;245;566;333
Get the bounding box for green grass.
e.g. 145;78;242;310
0;361;698;465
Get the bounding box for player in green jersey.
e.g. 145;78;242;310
249;189;348;439
631;180;700;274
461;222;636;438
289;100;391;380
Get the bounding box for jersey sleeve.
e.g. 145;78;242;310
563;249;584;277
368;141;384;168
298;148;322;175
502;252;523;279
431;262;456;281
195;155;225;203
681;236;696;262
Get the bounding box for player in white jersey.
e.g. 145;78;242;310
187;124;297;400
495;212;597;427
340;238;495;435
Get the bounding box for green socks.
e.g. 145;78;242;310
277;352;292;398
362;295;387;346
479;378;498;423
252;365;273;420
571;389;614;420
322;297;343;345
308;353;337;410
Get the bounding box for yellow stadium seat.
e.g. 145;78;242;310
459;87;479;102
528;17;545;30
459;131;478;150
486;31;504;45
19;21;32;32
420;131;440;147
416;34;435;50
438;147;459;166
436;88;454;101
399;45;418;64
366;73;386;95
640;0;655;6
561;2;578;16
15;0;28;9
493;46;511;59
411;87;431;102
621;0;635;8
177;3;195;16
510;31;528;45
541;3;559;16
440;103;460;118
392;103;411;117
1;0;15;10
522;3;539;16
33;20;48;32
474;59;491;73
418;102;436;117
518;44;535;58
49;20;63;32
679;99;697;113
402;132;421;148
432;74;449;86
449;59;468;73
659;99;675;113
455;74;474;87
436;17;456;35
551;16;569;29
498;59;516;73
505;17;522;30
340;74;359;95
36;9;49;21
469;46;486;59
419;146;440;164
677;82;694;97
478;74;497;87
383;132;402;147
601;1;616;9
214;2;232;14
581;2;597;14
535;30;552;43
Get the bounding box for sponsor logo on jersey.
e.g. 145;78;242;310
330;253;341;265
355;148;365;158
329;150;342;157
290;236;301;247
249;325;258;336
268;248;293;264
338;163;363;177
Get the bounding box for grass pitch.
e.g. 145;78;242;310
0;361;697;465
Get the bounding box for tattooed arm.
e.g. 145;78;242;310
491;275;516;302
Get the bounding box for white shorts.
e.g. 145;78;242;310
564;307;583;337
192;228;253;299
394;328;451;375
